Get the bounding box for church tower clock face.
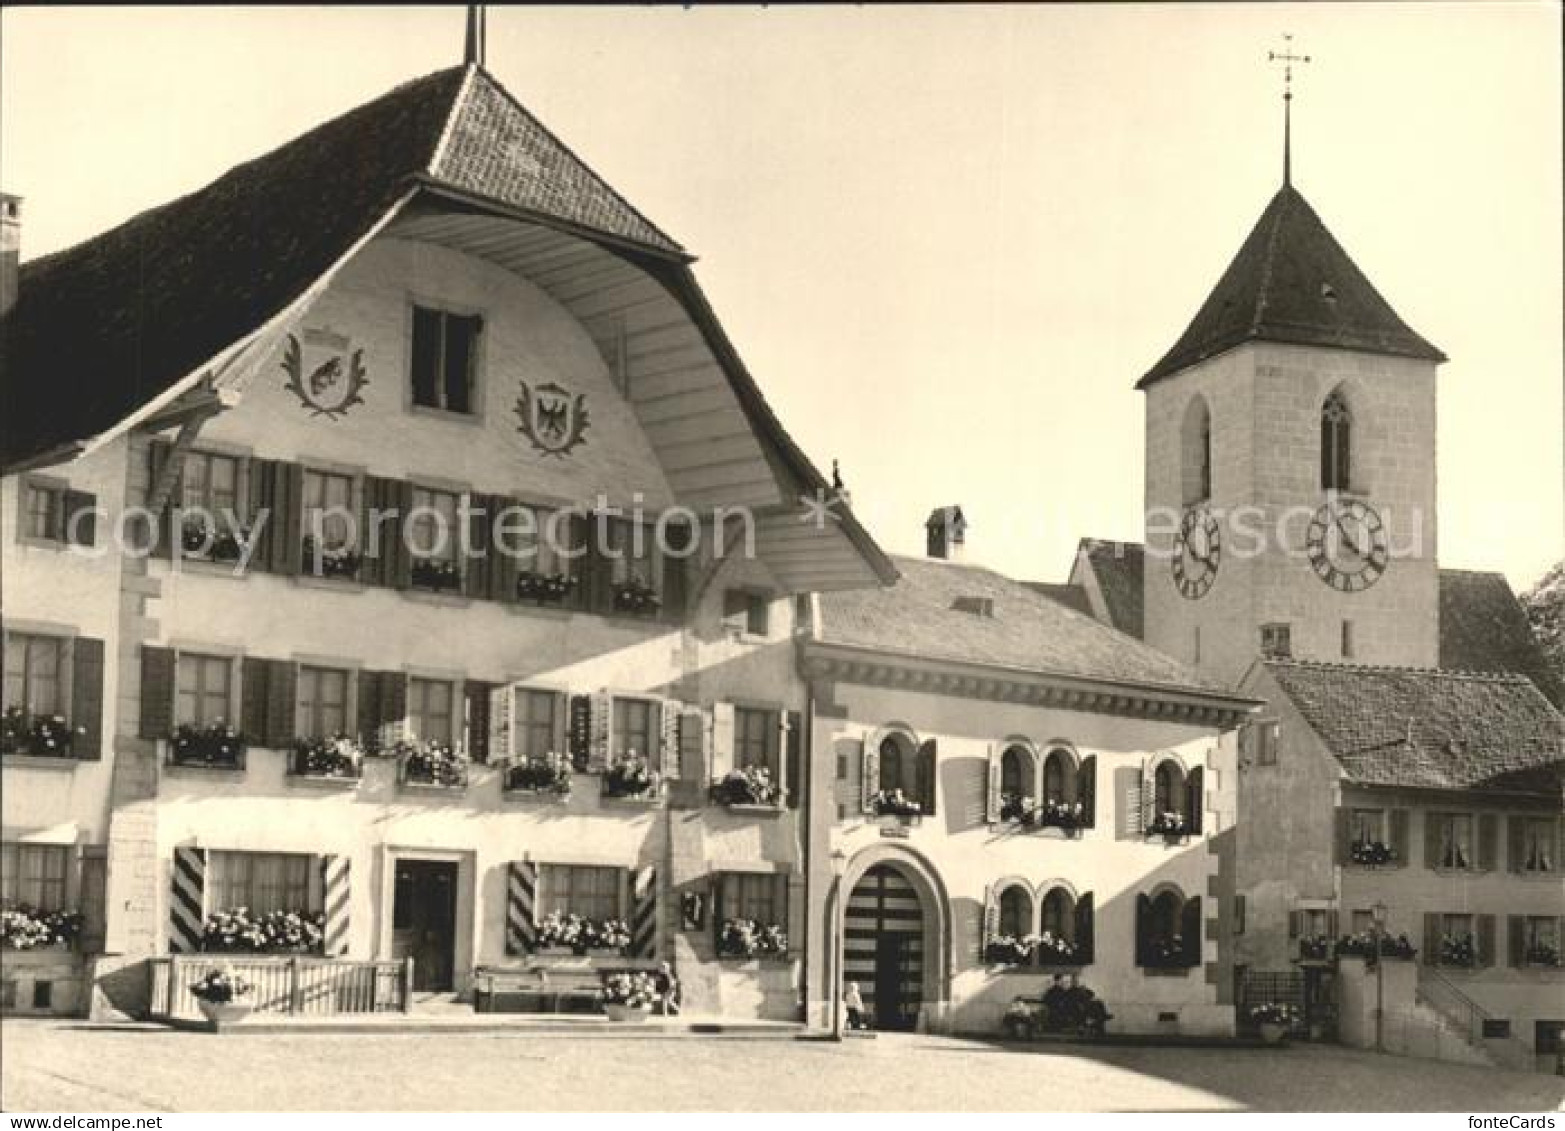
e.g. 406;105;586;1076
1306;498;1389;592
1171;506;1221;600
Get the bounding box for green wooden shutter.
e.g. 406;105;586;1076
861;738;881;815
980;884;997;961
252;460;303;576
710;701;735;781
489;497;523;603
356;670;383;751
139;646;176;739
587;690;612;772
70;637;105;759
1423;814;1440;869
1078;754;1097;828
1335;809;1353;865
567;694;593;769
679;706;707;782
146;441;178;558
1506;816;1526;873
661;521;691;622
462;495;494;601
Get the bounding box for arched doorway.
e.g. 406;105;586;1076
844;862;930;1031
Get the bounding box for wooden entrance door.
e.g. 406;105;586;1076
392;860;457;992
846;863;926;1031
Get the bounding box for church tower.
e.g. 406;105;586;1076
1139;169;1447;687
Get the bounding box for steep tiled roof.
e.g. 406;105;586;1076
1138;184;1446;388
1;65;683;469
1439;569;1565;709
1264;660;1564;794
818;554;1227;695
1078;538;1144;638
1023;581;1093;617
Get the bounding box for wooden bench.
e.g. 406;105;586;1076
472;964;604;1015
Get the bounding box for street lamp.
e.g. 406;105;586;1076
829;847;848;1041
1371;900;1388;1053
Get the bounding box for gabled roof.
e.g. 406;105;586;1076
1073;538;1144;638
817;554;1230;697
1138;184;1446;389
1;64;683;470
1262;659;1564;795
1440;569;1565;709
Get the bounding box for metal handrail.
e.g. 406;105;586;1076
1417;966;1536;1068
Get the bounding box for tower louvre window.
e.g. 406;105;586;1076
1321;391;1353;491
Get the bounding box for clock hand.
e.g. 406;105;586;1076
1332;509;1365;559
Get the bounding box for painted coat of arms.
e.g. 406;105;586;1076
515;380;589;457
281;329;369;419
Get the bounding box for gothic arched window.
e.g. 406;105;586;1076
1182;395;1213;503
1321;390;1353;491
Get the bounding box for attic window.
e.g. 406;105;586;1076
1320;281;1338;304
952;596;994;618
410;304;482;415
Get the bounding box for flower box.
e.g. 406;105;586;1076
1247;1002;1298;1044
1350;840;1396;867
1438;933;1478;969
870;789;922;819
515;572;577;605
603;756;658;800
998;793;1035;826
1525;945;1562;968
290;734;364;781
1032;931;1080;966
712;766;785;809
503;752;572;798
984;935;1035;967
1335;932;1417;962
536;912;631;956
1;906;83;950
169;723;247;770
201;908;324;954
300;537;362;580
410;557;462;593
1297;935;1332;962
1;708;82;760
180;517;249;564
1146;812;1188;839
717;918;788;960
611;578;661;616
395;739;469;789
1036;800;1087;833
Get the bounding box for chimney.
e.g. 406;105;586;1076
0;194;19;317
925;505;967;561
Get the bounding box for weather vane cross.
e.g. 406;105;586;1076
1268;34;1311;186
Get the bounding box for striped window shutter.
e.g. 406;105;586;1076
679;706;707;781
263;660;298;747
1186;765;1205;835
320;854;350;956
860;738;881;815
630;864;658;958
487;685;514;763
1074;892;1095;964
139;646;176;740
710;702;735;781
1078;754;1097;827
506;860;538;955
587;690;612;772
169;846;207;953
658;701;682;780
784;710;802;809
70;637;105;760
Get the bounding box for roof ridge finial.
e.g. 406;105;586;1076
464;4;487;69
1268;33;1310;187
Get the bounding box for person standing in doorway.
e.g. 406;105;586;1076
844;981;865;1031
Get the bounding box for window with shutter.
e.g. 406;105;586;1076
587;691;613;772
679;706;708;782
17;481;99;550
709;702;735;782
139;646;176;740
464;680;494;762
487;684;515;763
69;637;105;760
860;739;881;815
918;739;938;816
1077;754;1097;828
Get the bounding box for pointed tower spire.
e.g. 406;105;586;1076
464;4;486;68
1268;34;1310;186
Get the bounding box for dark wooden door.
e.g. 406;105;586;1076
392;860;457;992
874;934;917;1031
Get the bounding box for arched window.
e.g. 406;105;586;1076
1000;745;1029;798
998;886;1031;940
1182;395;1213;504
1154;761;1183;815
1042;748;1073;805
879;734;913;793
1040;887;1074;942
1321;390;1352;491
1151;890;1183;948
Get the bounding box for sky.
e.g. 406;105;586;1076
2;4;1560;592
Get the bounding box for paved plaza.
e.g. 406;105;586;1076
2;1020;1562;1112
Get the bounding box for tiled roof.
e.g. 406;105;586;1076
1439;569;1564;709
1023;581;1093;618
1;65;683;469
1078;538;1144;638
817;554;1226;695
1138;184;1446;388
1264;660;1564;794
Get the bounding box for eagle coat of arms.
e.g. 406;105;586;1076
515;380;590;457
281;329;369;419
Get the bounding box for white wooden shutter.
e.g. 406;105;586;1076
658;700;682;780
1139;757;1155;832
680;705;708;781
710;701;735;780
859;737;880;814
488;685;514;763
777;712;792;799
985;744;1002;824
981;884;998;958
587;690;612;772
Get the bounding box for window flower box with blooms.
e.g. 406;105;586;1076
603;755;657;800
410;556;462;593
1034;931;1080;966
1145;935;1189;969
1037;799;1086;832
1298;935;1332;962
503;752;572;797
300;536;361;580
201;908;325;954
1146;811;1188;838
599;969;662;1018
984;934;1037;967
1350;840;1395;867
535;912;631;956
612;576;661;616
1335;932;1417;962
1;905;83;950
396;739;469;789
180;516;249;564
290;734;364;781
999;792;1036;826
169;722;246;769
1;707;83;759
1439;933;1478;969
712;765;785;809
717;917;789;960
1525;943;1561;968
515;571;577;605
870;788;922;819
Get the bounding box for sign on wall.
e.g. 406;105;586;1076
281;329;369;420
515;379;590;457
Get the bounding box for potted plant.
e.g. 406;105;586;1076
200;907;325;953
503;751;572;797
396;739;469;789
998;792;1035;826
1;707;83;759
1525;942;1562;968
1037;799;1086;832
0;905;83;950
300;536;362;580
1249;1001;1297;1044
711;765;784;808
1033;930;1078;966
515;571;577;604
611;574;661;616
1147;811;1187;839
984;934;1036;967
603;754;657;800
410;556;462;592
189;967;255;1029
717;917;789;960
169;721;246;769
290;733;364;780
870;788;922;819
590;919;632;958
1439;932;1478;969
180;515;249;563
1350;840;1395;867
599;969;662;1021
